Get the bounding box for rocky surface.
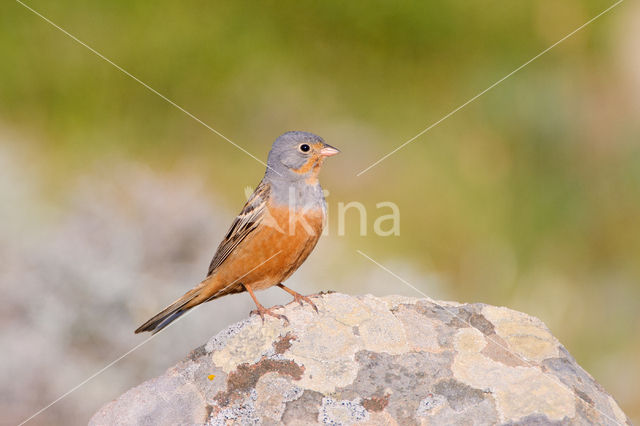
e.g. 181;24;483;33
90;293;630;425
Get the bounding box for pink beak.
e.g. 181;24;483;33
320;144;340;157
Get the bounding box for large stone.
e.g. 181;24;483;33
90;293;630;425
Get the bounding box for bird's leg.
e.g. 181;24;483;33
244;284;289;324
277;283;319;313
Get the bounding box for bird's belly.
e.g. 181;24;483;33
214;205;324;291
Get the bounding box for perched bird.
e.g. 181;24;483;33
135;131;339;334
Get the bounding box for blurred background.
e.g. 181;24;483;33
1;0;639;424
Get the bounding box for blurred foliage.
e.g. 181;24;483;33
1;0;639;422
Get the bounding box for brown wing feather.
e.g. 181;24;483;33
207;181;270;276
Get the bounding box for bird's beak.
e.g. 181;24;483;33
320;144;340;157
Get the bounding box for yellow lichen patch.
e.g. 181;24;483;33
452;328;575;422
211;321;282;373
207;374;215;380
291;356;360;394
454;327;487;353
330;298;372;326
287;311;362;393
481;306;559;363
359;295;409;355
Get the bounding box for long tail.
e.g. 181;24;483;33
135;276;222;334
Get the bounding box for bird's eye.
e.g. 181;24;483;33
299;144;311;153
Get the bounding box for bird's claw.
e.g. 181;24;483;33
292;293;319;313
250;306;289;325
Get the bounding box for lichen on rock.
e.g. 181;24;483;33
90;293;630;425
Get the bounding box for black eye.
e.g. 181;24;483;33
299;144;310;153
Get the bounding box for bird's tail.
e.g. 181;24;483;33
135;277;217;334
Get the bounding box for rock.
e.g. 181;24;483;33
90;293;630;425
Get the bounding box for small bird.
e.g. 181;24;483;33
135;131;339;334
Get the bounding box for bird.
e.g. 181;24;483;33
135;131;339;334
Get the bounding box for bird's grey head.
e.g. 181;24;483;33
265;131;339;183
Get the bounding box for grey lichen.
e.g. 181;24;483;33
319;397;369;425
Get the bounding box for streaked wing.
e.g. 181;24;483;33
207;181;270;276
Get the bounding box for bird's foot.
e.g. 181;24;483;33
290;293;319;313
277;283;319;313
250;305;289;325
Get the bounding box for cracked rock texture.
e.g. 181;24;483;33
90;293;630;425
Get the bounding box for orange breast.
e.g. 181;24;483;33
212;202;324;291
